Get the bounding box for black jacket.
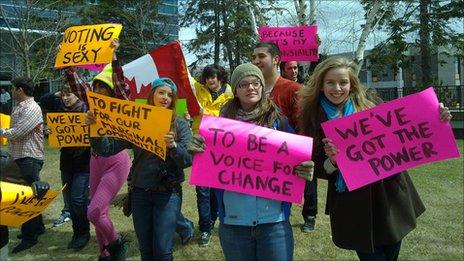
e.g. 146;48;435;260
91;117;192;190
312;107;425;253
40;93;90;173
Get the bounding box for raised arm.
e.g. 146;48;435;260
110;39;130;100
64;67;91;106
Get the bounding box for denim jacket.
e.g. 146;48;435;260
215;117;293;226
91;117;192;189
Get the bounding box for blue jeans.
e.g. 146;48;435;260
14;157;44;243
132;188;190;261
219;221;294;261
61;171;90;235
196;186;218;233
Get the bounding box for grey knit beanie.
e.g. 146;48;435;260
230;63;265;93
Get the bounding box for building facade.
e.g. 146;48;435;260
0;0;180;100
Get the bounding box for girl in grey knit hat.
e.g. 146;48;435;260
188;62;315;261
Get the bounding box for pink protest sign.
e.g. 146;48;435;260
77;63;106;72
321;87;460;191
258;25;319;62
190;115;313;204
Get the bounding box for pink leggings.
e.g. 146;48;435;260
88;151;131;256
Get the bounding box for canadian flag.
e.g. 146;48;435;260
122;41;200;116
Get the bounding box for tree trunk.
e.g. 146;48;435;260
419;0;432;87
309;0;316;25
354;1;387;76
233;38;241;70
214;0;221;64
221;1;234;70
294;0;308;25
244;0;259;39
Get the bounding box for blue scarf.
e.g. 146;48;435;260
320;95;355;193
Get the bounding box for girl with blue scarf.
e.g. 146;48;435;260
188;63;315;261
298;57;452;261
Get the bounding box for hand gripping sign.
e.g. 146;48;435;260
87;91;172;160
321;87;460;191
0;182;59;227
55;23;122;68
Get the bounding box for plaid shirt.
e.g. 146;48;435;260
64;59;131;105
4;97;44;160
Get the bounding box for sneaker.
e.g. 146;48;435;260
198;231;211;247
53;212;71;227
181;221;194;245
301;217;315;233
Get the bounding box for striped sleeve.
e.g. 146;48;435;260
112;59;130;100
64;67;92;106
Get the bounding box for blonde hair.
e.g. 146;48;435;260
298;56;375;137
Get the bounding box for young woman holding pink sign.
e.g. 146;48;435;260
298;56;452;260
188;63;314;261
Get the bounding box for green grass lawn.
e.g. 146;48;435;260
4;140;463;260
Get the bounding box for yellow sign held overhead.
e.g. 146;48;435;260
86;91;173;160
0;182;59;227
54;23;123;68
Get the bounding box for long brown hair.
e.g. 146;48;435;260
298;57;375;138
147;86;178;135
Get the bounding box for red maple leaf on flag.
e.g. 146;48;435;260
123;41;200;116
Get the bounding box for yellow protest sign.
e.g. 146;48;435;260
54;23;123;68
47;113;90;148
0;182;59;227
86;91;173;160
0;113;10;145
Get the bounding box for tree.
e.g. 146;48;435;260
354;1;390;75
0;1;74;81
78;0;171;61
180;0;276;70
418;0;432;85
368;0;464;87
294;0;309;26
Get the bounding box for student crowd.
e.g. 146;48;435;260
0;39;453;261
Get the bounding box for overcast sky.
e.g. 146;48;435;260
179;0;463;65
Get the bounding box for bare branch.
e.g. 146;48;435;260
243;0;259;38
354;1;390;75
